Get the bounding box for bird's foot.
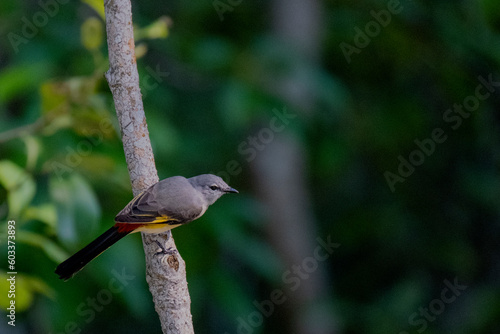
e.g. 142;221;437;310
154;240;177;256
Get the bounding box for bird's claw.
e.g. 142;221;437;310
154;240;177;256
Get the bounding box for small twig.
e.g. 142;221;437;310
0;117;45;144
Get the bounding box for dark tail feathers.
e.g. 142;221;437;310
55;226;130;280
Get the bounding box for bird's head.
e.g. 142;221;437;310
188;174;238;205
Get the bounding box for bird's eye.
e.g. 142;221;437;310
210;185;219;191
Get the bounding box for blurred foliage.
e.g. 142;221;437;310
0;0;500;334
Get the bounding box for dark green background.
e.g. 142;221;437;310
1;0;499;333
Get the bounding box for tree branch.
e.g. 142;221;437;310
0;117;45;144
103;0;194;332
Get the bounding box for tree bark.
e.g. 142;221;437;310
103;0;194;333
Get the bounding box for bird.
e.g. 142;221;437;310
55;174;238;280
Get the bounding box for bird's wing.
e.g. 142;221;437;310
114;180;204;225
114;189;181;224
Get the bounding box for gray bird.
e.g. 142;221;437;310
55;174;238;280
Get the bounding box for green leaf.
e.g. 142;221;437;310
0;63;51;103
40;80;71;116
49;173;101;247
23;204;58;229
82;0;105;19
81;17;104;51
16;230;68;263
22;136;41;171
0;160;36;217
135;16;170;41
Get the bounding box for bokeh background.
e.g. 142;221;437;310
1;0;500;333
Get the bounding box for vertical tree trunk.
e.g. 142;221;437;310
250;0;338;333
103;0;194;332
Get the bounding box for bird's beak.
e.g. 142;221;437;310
225;187;239;194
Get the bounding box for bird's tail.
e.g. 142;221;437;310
55;226;131;280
